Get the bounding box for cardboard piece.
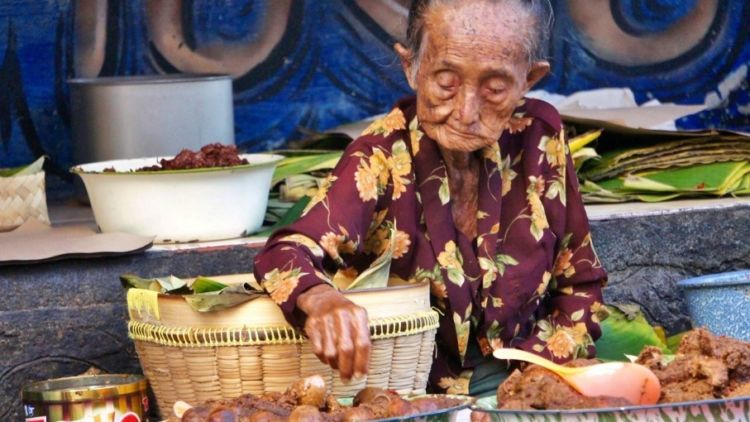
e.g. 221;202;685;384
0;219;154;265
529;88;708;131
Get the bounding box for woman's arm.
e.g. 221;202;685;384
253;137;395;379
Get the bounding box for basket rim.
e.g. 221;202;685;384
128;310;439;347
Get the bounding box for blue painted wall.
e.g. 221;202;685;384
0;0;748;192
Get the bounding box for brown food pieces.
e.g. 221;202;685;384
139;143;248;171
636;328;750;402
496;360;631;410
181;378;464;421
496;328;750;410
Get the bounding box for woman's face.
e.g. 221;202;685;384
397;1;549;153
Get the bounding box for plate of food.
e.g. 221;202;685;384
174;375;473;422
471;328;750;422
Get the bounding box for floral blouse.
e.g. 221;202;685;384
253;96;607;394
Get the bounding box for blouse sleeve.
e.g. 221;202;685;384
253;139;389;328
517;129;608;363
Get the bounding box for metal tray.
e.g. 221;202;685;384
471;395;750;421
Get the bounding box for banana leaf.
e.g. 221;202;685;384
568;129;603;154
586;149;750;181
581;137;750;181
345;227;396;290
191;277;229;293
0;156;45;177
572;147;600;172
120;273;188;293
595;303;669;361
622;161;749;194
182;282;265;312
667;332;687;353
256;196;311;237
122;273;266;312
271;152;342;185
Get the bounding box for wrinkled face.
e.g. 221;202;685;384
399;1;549;152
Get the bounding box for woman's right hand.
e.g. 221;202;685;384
297;284;371;381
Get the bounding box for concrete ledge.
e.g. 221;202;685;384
2;199;749;420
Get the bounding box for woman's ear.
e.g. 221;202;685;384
525;61;550;91
394;43;417;89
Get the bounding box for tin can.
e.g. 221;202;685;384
22;374;149;422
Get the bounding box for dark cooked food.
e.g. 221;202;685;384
497;328;750;410
138;143;248;171
635;328;750;403
180;376;465;421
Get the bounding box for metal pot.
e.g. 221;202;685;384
69;74;234;165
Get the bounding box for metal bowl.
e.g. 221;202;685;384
71;154;284;243
678;270;750;341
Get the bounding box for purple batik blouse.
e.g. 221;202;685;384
253;96;607;394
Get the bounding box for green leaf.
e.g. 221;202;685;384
667;332;687;353
183;283;264;312
346;227;395;290
271;152;342;185
0;156;45;177
191;277;228;293
595;304;669;361
256;196;311;237
120;273;188;293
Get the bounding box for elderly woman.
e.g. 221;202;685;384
253;0;606;396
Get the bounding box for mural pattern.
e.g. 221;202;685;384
0;0;748;191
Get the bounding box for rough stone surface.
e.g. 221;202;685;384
2;205;749;420
0;245;260;421
590;206;750;333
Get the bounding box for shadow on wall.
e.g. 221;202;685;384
0;0;748;184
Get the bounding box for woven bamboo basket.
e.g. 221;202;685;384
127;275;439;415
0;171;50;231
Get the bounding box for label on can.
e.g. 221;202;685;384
117;412;141;422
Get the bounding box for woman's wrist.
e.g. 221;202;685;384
297;283;338;315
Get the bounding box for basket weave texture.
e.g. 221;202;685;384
0;171;50;231
127;282;439;415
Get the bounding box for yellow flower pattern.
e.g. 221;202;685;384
527;176;549;241
320;228;357;265
362;108;407;136
437;371;472;395
507;112;534;134
263;267;307;305
278;234;325;258
546;329;577;359
303;174;338;215
437;240;465;286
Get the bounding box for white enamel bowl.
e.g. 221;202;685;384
72;154;284;243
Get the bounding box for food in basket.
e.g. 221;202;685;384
135;143;248;171
177;375;466;421
496;328;750;410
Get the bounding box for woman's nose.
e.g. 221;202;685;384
455;86;480;126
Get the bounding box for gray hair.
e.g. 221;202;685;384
405;0;553;69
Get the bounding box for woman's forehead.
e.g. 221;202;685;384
422;2;532;63
425;2;531;45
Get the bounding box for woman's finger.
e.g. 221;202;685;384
352;307;371;379
335;311;355;381
323;315;339;369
